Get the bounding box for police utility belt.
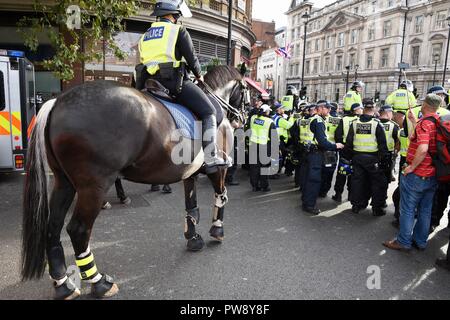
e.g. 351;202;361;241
150;62;186;94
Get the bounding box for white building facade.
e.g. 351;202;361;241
285;0;450;103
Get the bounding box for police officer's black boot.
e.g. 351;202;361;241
202;114;229;173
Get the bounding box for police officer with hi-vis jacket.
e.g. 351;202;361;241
319;101;341;198
299;102;344;215
343;81;364;115
378;105;399;207
385;80;417;114
249;104;279;192
344;98;390;216
332;103;363;203
137;0;226;171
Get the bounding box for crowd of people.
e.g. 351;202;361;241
232;81;450;271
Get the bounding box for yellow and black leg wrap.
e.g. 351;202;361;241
75;252;99;282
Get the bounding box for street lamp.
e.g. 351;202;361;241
300;11;310;94
345;65;350;92
442;16;450;86
355;64;359;81
433;54;440;86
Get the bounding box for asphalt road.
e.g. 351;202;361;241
0;169;449;300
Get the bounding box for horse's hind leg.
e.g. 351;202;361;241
47;171;77;300
183;176;205;251
66;184;119;299
207;167;228;241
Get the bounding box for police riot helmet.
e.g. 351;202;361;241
152;0;193;18
427;85;449;96
399;80;413;92
286;85;298;96
351;81;364;90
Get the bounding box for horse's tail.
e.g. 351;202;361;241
21;98;57;280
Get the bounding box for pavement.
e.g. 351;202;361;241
0;169;449;300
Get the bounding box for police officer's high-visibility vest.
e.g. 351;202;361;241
272;114;294;142
326;115;341;143
343;90;362;112
281;96;294;111
342;115;358;143
250;115;274;145
352;118;379;153
139;21;182;75
398;128;408;158
382;120;397;152
299;115;322;145
385;89;417;112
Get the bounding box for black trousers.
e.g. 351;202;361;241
431;182;450;227
249;144;270;189
301;151;324;208
334;172;352;196
136;67;215;119
351;154;387;209
320;161;337;196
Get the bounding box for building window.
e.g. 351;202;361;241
351;30;358;44
415;15;424;33
411;46;420;66
338;32;345;47
381;48;389;68
368;24;375;41
305;60;310;75
296;44;300;57
349;53;356;70
326;36;332;49
313;59;319;74
336;55;343;71
436;11;447;29
209;0;221;11
296;64;300;76
383;21;391;37
306;41;311;54
366;51;373;69
290;64;295;76
387;0;394;7
354;7;359;14
324;57;330;72
297;27;301;39
315;39;320;52
432;43;443;64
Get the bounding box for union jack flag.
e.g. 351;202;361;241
275;43;293;59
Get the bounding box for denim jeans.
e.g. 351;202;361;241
397;173;438;248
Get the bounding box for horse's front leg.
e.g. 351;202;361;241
207;168;228;241
183;176;205;251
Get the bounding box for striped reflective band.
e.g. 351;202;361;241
0;111;21;136
75;252;99;280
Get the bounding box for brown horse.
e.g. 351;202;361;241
21;66;247;299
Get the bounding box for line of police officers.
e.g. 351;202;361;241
246;81;449;224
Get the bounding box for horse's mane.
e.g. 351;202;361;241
204;65;242;91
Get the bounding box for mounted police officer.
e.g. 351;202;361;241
385;80;417;114
137;0;226;171
299;102;344;214
282;86;300;112
332;102;363;202
344;98;390;216
343;81;364;115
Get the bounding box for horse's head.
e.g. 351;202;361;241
203;66;248;128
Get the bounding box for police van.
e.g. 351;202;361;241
0;49;36;172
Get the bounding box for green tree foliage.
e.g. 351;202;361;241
18;0;140;81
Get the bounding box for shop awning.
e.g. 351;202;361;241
244;77;269;95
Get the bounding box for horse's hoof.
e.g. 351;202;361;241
53;278;81;300
209;226;224;241
187;234;205;251
91;274;119;299
102;202;112;210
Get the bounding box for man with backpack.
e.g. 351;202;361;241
383;94;443;252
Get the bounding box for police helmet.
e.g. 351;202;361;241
152;0;193;18
351;81;365;90
362;98;375;108
399;80;414;92
317;100;331;109
286;85;298;96
427;85;449;96
330;102;338;112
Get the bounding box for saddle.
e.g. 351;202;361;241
145;79;174;101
